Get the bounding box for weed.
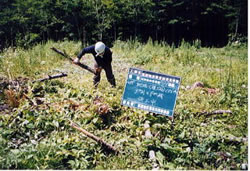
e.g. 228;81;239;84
0;40;248;169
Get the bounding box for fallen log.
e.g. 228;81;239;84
69;119;119;154
51;47;96;75
198;110;232;117
33;72;67;83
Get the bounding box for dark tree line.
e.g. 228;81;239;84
0;0;247;49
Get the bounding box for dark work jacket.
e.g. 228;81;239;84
77;45;112;68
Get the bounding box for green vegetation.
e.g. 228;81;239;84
0;40;248;169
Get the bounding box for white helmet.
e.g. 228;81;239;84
95;42;105;56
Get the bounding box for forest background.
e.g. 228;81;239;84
0;0;247;50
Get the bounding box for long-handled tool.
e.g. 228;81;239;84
51;47;96;75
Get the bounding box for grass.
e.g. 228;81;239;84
0;41;82;79
0;39;248;169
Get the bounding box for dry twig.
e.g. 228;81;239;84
69;119;119;154
198;110;232;117
33;72;67;83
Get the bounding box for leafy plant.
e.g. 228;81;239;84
0;40;248;170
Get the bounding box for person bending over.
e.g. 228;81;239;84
74;41;116;88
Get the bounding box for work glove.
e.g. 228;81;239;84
73;58;80;64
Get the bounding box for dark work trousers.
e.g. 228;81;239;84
93;62;116;88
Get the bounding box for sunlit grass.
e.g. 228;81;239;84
0;39;248;170
0;41;82;79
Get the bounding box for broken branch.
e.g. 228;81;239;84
51;47;96;75
33;72;67;83
69;119;119;154
198;110;232;117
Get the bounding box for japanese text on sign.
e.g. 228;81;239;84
121;68;181;117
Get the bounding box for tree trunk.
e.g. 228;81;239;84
114;24;117;40
82;25;86;47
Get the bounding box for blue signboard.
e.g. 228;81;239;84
121;68;181;117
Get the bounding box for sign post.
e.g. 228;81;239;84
121;68;181;118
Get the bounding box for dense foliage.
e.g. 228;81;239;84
0;40;248;169
0;0;247;49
